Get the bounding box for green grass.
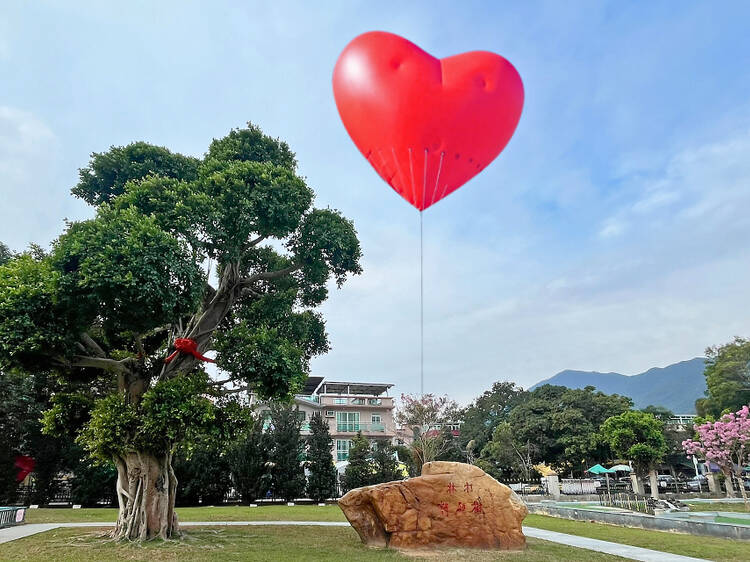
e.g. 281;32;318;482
715;515;750;526
525;514;749;561
0;526;628;561
24;505;348;524
20;506;750;560
685;501;750;513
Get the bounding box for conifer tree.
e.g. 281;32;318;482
268;403;306;501
371;438;400;484
226;412;269;503
305;412;337;501
342;432;372;492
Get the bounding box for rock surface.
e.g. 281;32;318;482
338;461;527;550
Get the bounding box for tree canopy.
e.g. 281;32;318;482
0;123;362;540
696;337;750;417
599;410;667;476
497;385;632;471
458;381;524;454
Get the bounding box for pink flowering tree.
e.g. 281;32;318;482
683;405;750;508
395;393;460;469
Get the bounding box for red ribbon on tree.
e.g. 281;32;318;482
164;338;215;364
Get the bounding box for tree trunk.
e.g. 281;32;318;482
723;468;735;498
649;470;659;500
737;471;750;511
112;450;178;540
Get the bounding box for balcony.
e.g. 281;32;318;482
322;397;391;408
335;422;386;433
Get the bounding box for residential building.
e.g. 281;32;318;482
260;377;398;462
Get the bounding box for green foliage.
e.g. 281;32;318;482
79;374;214;460
0;370;79;504
458;381;525;454
305;412;337;502
70;457;117;507
641;405;674;420
73;141;199;206
52;206;205;336
267;403;306;501
370;439;400;484
201;161;312;261
599;410;667;475
226;417;269;503
0;124;362;517
435;427;466;463
174;439;232;506
0;242;12;265
394;444;419;477
205;123;297;171
498;385;632;470
0;255;79;371
697;337;750;417
480;421;535;479
341;432;372;492
215;324;307;399
289;209;363;305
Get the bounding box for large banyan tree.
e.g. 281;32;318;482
0;125;362;540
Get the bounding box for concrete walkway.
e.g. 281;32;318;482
0;521;712;561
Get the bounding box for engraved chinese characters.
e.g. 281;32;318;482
338;461;527;550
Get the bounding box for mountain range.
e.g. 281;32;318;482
529;358;707;414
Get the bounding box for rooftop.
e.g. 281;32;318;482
318;381;393;396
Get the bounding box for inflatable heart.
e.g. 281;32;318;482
333;31;524;211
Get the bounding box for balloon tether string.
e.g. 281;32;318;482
420;210;424;396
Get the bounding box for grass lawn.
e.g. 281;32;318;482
525;514;749;561
20;506;750;560
685;501;750;513
24;504;348;524
0;526;629;561
715;515;750;526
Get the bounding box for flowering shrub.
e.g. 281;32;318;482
683;405;750;504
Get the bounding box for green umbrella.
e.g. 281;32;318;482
587;464;615;474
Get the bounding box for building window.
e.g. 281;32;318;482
368;398;382;405
371;414;381;424
297;411;306;421
351;398;365;405
336;439;353;461
336;411;359;432
334;398;347;404
325;410;334;417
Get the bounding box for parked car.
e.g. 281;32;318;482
686;475;707;492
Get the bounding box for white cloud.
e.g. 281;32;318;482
0;107;68;250
315;129;750;403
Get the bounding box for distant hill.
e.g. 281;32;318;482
529;358;707;414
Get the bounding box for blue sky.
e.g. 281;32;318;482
2;1;750;403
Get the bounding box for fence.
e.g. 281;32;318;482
0;507;26;528
497;478;547;497
14;481;114;507
598;491;655;515
561;478;598;495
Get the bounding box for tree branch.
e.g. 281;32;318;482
80;332;106;358
240;264;300;286
248;235;267;247
60;355;134;374
207;377;234;387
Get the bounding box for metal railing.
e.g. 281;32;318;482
497;478;547;497
598;491;655;515
336;422;386;433
0;507;26;528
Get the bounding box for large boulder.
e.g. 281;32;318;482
338;461;527;550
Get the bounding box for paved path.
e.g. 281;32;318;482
0;521;712;561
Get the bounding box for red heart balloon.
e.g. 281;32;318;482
333;31;524;211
